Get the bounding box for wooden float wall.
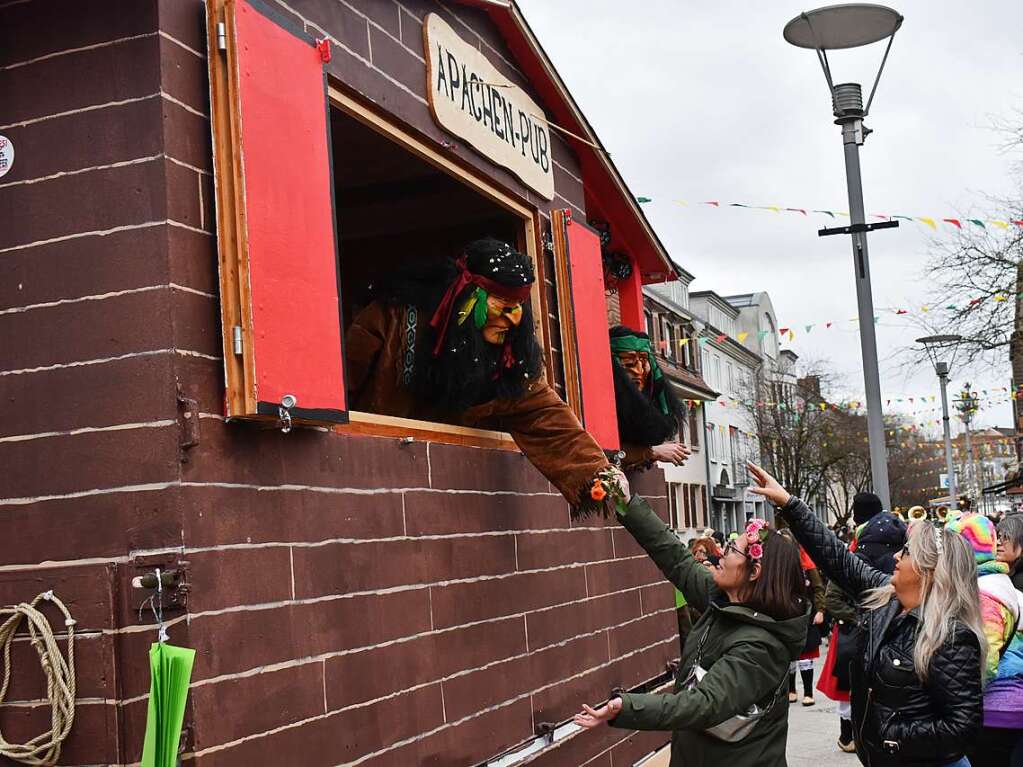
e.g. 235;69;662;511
0;1;675;765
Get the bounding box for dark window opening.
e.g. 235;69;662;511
331;105;537;429
332;106;522;328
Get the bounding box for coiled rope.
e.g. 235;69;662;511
0;591;77;766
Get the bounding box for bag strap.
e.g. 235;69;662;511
690;615;714;667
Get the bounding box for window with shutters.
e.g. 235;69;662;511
204;2;618;449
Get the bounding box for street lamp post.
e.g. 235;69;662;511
784;5;904;511
917;334;962;501
956;385;981;503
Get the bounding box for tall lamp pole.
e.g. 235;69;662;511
956;385;981;502
784;5;904;511
917;335;962;501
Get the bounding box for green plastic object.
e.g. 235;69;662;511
141;642;195;767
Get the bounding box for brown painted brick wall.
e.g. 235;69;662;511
0;1;673;764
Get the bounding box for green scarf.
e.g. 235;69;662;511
610;335;669;415
977;560;1011;576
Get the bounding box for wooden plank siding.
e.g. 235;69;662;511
0;1;674;765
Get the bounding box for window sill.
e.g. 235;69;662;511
335;411;518;451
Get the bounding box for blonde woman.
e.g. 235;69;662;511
749;463;986;767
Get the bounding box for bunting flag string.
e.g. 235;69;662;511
660;291;1018;353
639;197;1023;232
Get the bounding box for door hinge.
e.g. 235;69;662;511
232;325;243;356
216;22;227;52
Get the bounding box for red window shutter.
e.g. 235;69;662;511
558;210;619;450
206;0;347;424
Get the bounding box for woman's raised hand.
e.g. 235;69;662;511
573;698;622;729
747;462;792;507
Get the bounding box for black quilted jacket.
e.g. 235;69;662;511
778;497;983;767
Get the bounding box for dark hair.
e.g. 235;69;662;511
738;530;807;621
608;325;683;446
373;238;543;411
998;514;1023;567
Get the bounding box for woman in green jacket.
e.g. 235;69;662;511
574;470;811;766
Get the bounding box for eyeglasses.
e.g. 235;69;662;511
898;544;911;559
724;541;749;560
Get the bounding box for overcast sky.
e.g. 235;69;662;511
516;0;1023;435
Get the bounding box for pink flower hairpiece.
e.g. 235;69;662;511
745;518;769;561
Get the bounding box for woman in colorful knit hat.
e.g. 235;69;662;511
946;513;1023;767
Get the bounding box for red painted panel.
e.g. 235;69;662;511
234;0;346;420
565;216;619;450
617;266;645;331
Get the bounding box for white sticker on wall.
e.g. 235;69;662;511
0;135;13;178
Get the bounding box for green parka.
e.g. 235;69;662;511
611;495;811;767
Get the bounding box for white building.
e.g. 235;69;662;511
689;291;768;533
727;292;831;523
644;272;717;537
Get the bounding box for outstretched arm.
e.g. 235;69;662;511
485;380;611;513
748;463;889;598
576;638;787;733
615;493;717;613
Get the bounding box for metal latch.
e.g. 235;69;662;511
279;394;297;434
216;22;227;51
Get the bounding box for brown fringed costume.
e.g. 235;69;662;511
344;240;610;515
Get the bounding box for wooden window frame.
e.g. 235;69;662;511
548;210;583;418
328;86;570;450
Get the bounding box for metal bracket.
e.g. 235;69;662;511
131;555;189;614
176;386;200;460
818;220;899;237
534;722;556;744
279;394;297;434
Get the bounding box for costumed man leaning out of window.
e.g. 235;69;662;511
609;325;691;472
344;237;613;516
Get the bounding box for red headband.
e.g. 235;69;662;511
429;257;533;356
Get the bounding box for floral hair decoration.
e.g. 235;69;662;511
744;518;769;561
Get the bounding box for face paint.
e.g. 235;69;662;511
615;350;651;390
481;294;523;345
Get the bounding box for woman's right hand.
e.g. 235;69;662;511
574;698;622;729
747;463;791;507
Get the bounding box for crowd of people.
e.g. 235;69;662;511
573;463;1023;767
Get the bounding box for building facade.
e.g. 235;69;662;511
689;291;767;533
644;273;717;537
0;3;683;764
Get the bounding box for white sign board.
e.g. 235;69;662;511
0;135;14;179
423;13;555;200
940;472;957;489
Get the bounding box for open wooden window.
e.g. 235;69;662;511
206;0;346;425
326;89;548;447
206;3;599;450
551;210;619;450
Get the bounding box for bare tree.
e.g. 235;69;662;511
820;405;872;525
906;114;1023;375
910;217;1023;371
746;362;842;505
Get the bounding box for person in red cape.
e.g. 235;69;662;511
344;237;612;515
